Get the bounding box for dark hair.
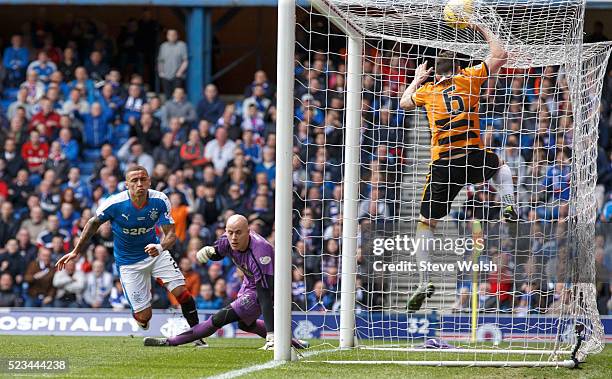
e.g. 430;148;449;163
125;165;149;177
435;51;457;76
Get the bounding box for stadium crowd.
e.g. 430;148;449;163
0;15;609;318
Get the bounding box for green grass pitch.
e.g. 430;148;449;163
0;336;610;378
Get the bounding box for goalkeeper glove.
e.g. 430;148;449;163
196;246;216;264
260;332;274;350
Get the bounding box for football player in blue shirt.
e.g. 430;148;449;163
56;165;206;346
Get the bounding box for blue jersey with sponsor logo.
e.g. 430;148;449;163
96;189;174;266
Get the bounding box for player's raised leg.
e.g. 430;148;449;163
144;304;240;346
408;217;437;312
152;249;207;347
491;160;518;221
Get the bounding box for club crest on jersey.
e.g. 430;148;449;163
259;256;272;265
240;294;252;306
149;208;158;220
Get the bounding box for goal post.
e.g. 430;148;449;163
275;0;612;366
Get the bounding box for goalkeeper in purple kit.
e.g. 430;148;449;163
144;214;308;350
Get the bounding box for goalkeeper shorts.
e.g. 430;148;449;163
420;149;500;219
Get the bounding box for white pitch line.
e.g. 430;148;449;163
205;348;335;379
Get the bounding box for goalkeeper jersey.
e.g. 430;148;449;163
412;62;489;161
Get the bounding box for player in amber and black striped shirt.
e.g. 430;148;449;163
399;23;518;312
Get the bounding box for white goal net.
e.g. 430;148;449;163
283;0;612;367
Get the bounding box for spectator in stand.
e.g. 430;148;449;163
30;98;61;139
255;146;276;186
180;129;208;169
132;112;162;152
242;84;271;120
586;20;609;43
21;130;49;175
157;29;189;99
169;192;191;242
48;71;70;101
27;51;57;84
62;88;90;118
41;35;62;65
153;132;182;172
16;228;37;261
163;87;196;128
240;129;262;164
0;239;26;283
7;89;31;121
244;70;275;99
85;51;109;83
69;67;95;103
204;127;236;176
241;104;265;137
213;277;231;307
58;47;78;82
307;280;334;311
195;282;222;310
83;260;113;308
168;257;201;308
19;207;46;245
117;138;154;175
484;253;514;312
97;83;122;119
3;34;29;87
3;138;27;178
79;102;113;149
52;259;85;308
36;214;70;249
57;128;79;162
197;84;225;123
9;169;33;211
38;179;60;215
197;120;214;146
0;273;21;307
0;202;20;250
57;202;80;236
44;141;70;182
110;278;130;310
122;83;145;125
21;70;45;105
61;168;91;210
24;248;55;307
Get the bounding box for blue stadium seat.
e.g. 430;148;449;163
0;99;12;112
78;161;95;177
114;124;131;139
83;148;101;162
2;87;19;101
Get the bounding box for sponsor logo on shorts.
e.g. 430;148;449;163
259;256;272;265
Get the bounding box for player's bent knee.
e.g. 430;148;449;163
166;280;186;294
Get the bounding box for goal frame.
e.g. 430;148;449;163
273;0;605;367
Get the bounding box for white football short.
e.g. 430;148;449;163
118;250;185;313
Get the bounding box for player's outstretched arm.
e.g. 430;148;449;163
145;224;177;257
472;23;508;75
399;62;433;111
56;216;104;270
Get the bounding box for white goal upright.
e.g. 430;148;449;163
274;0;612;367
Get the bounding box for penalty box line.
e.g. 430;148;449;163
204;348;336;379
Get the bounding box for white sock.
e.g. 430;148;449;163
414;222;434;285
492;164;516;207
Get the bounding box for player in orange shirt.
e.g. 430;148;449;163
399;23;517;311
